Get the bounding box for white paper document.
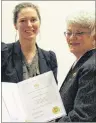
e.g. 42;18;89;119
2;71;66;122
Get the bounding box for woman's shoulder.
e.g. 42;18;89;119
79;49;96;73
38;47;56;58
1;42;15;66
1;42;8;51
38;47;58;69
39;48;57;62
1;42;14;51
83;49;96;68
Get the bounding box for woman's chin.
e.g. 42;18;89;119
70;48;78;55
23;35;36;40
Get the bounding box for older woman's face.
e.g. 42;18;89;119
15;7;40;41
65;24;94;58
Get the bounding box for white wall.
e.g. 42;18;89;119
2;1;95;89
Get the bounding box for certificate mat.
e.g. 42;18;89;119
2;71;66;122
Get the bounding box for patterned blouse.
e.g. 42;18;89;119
22;49;40;80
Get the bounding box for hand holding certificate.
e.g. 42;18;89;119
2;71;66;122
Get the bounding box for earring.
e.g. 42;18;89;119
92;40;96;48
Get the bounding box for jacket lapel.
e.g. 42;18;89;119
13;41;23;81
60;49;95;90
13;42;51;81
37;46;51;74
73;49;95;71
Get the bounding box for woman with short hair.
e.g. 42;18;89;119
58;10;96;122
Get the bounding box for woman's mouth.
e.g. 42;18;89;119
25;29;35;33
25;30;32;33
70;42;80;46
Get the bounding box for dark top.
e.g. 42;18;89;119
1;41;58;83
58;49;96;122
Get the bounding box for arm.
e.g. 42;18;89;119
1;42;9;82
58;67;96;122
1;42;9;67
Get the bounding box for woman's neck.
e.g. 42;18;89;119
20;38;37;63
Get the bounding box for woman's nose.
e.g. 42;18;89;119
27;20;32;27
70;34;77;39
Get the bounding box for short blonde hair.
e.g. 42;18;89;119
66;10;95;36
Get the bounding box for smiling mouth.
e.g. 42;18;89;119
70;43;80;46
25;29;35;33
26;30;32;32
25;30;32;33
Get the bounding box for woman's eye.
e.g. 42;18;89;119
76;32;84;35
20;20;26;22
67;32;72;35
31;18;37;22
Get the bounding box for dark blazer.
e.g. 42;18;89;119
1;41;58;83
58;49;96;122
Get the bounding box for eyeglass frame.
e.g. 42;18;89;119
64;31;91;37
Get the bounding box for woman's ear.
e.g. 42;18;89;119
93;34;96;48
94;34;96;41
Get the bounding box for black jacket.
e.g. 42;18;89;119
1;41;58;83
58;49;96;122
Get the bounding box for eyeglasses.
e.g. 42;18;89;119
64;32;90;37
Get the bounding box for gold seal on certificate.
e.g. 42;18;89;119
34;83;39;88
25;120;32;122
52;106;60;114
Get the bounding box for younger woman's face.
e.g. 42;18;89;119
15;7;40;41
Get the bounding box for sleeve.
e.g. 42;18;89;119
49;51;58;83
1;42;9;82
1;42;9;67
58;66;96;122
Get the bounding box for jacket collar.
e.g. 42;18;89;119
14;40;22;55
13;41;50;81
13;41;23;81
73;49;96;71
36;44;51;74
60;49;96;90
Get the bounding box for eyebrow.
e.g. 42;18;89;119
19;16;37;20
66;29;85;32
